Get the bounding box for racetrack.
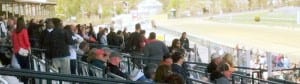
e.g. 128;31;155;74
155;17;300;63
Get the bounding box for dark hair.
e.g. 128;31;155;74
171;39;180;49
165;73;185;84
172;52;184;63
140;30;146;34
16;17;26;33
64;25;73;34
163;53;172;61
88;24;95;36
180;32;187;39
149;32;156;39
0;17;3;21
135;23;141;30
79;41;89;49
104;28;108;32
154;65;172;83
51;18;62;28
144;63;158;79
117;30;122;35
29;19;35;24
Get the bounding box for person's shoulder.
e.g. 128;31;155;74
215;77;230;84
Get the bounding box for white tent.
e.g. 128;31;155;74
137;0;163;16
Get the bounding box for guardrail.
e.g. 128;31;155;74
0;68;146;84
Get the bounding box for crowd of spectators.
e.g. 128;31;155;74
0;16;196;84
0;15;298;84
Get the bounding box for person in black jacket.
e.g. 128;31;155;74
40;18;75;74
28;19;41;48
107;27;117;46
180;32;190;51
171;52;191;84
107;51;128;79
207;53;223;82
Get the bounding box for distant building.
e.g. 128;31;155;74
137;0;163;16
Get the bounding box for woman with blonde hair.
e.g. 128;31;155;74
220;53;235;74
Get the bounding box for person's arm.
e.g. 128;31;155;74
65;30;76;45
23;29;31;50
144;45;149;57
75;34;84;43
162;42;169;54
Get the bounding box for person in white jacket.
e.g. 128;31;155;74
67;24;84;74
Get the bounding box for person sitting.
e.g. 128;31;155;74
169;39;185;54
107;52;128;78
154;64;172;83
171;52;191;84
88;49;107;69
207;53;223;82
77;41;90;62
143;63;158;83
221;53;235;76
165;73;185;84
215;63;232;84
160;53;173;66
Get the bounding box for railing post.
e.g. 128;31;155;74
127;57;131;74
232;75;235;84
252;72;254;84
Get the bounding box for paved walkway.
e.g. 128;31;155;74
154;17;300;63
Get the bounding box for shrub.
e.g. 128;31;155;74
254;16;260;22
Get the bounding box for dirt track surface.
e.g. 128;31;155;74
156;18;300;63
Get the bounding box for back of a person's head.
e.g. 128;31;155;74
117;30;122;35
51;18;62;28
154;65;172;83
144;63;158;79
149;32;156;39
64;25;72;31
135;23;141;30
0;16;3;21
223;53;234;66
172;52;184;63
165;73;185;84
140;30;146;34
218;62;230;72
16;17;26;33
79;41;89;50
86;48;98;63
163;53;172;61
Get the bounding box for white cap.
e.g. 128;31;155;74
211;53;222;59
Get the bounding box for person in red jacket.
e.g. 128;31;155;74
12;17;31;84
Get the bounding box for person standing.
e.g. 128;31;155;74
40;18;75;74
171;52;191;84
65;25;84;74
144;32;169;64
12;17;31;84
180;32;190;51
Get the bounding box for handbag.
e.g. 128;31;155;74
18;48;29;57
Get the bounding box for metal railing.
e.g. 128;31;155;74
184;61;299;84
0;68;146;84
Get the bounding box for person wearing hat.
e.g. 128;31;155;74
207;53;223;82
107;51;128;78
89;49;108;69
